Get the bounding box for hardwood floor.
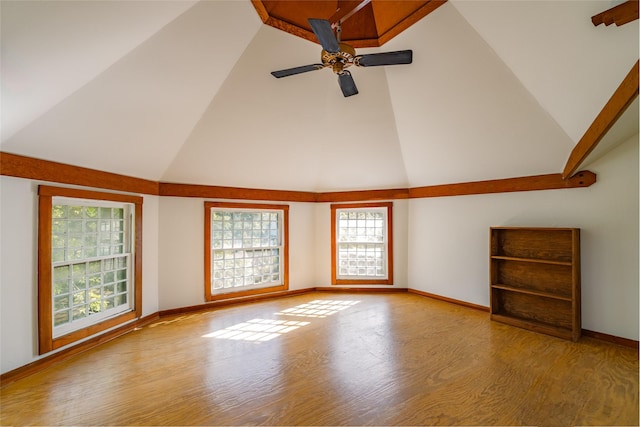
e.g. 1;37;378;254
1;292;638;426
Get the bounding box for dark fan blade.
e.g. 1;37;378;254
271;64;324;78
356;50;413;67
308;18;340;53
338;72;358;97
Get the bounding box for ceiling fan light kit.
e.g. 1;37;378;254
271;18;413;97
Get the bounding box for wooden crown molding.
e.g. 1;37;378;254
409;171;596;198
592;0;639;27
563;61;639;179
159;182;316;202
0;152;159;195
1;151;596;202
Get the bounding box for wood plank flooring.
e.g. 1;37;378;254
1;292;638;426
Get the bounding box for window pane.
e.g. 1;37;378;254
73;291;86;306
85;207;98;218
50;197;134;339
53;205;67;219
335;207;388;280
54;295;70;311
72;307;86;320
100;207;112;219
68;206;83;219
54;311;70;326
210;208;284;295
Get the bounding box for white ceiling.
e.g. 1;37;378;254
1;0;638;192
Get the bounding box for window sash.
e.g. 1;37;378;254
335;207;389;280
209;208;284;295
52;254;133;337
49;197;135;338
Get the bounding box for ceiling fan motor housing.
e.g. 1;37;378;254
322;43;356;74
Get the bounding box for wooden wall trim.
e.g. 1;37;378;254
250;0;269;22
582;329;639;350
0;152;598;201
591;0;639;27
408;289;491;312
316;188;409;203
0;152;159;195
563;61;639;179
3;288;637;385
159;288;314;317
36;185;145;354
159;182;317;202
409;171;596;198
315;286;407;293
0;313;159;387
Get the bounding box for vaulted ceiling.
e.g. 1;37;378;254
1;0;638;192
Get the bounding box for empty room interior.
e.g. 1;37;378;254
1;0;639;425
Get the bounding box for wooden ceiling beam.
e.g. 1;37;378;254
328;0;372;27
562;61;639;179
592;0;639;27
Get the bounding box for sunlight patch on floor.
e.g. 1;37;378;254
202;318;310;342
275;299;360;318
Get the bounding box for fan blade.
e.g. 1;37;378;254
338;72;358;97
308;18;340;53
356;50;413;67
271;64;324;78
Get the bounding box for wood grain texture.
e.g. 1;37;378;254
160;182;317;202
2;152;598;202
1;292;637;426
563;61;639;178
37;195;54;354
407;288;490;312
251;0;445;48
316;188;409;202
0;152;159;195
490;227;581;342
1;313;159;386
410;171;596;198
592;0;639;26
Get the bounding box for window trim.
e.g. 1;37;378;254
330;202;393;285
38;185;143;354
204;201;289;302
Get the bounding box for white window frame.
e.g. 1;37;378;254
204;202;289;301
50;197;135;338
331;202;393;285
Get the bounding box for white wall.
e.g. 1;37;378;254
0;177;160;373
157;197;318;311
1;135;637;375
408;135;639;340
156;198;410;312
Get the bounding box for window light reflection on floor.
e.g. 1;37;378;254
201;300;359;343
275;299;360;318
202;318;310;342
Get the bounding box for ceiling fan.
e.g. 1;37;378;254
271;18;413;97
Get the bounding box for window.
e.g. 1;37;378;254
331;202;393;285
204;202;289;301
38;186;142;354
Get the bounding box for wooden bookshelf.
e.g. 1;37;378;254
490;227;581;341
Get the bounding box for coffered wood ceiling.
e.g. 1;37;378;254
252;0;446;47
